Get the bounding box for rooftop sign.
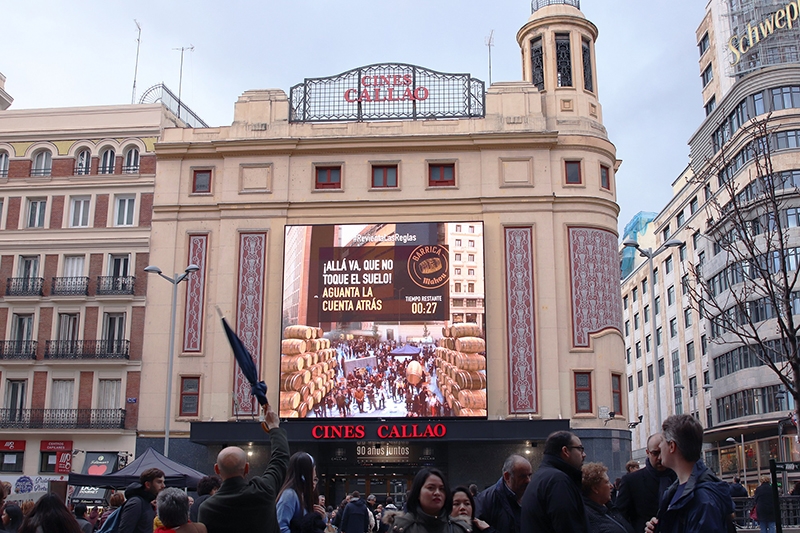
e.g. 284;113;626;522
289;63;485;123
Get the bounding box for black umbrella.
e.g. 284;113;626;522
217;308;268;407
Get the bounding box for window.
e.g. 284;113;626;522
611;374;622;415
636;342;642;359
623;295;628;309
468;225;474;233
704;183;712;201
0;451;23;473
663;227;671;241
429;163;455;187
455;239;462;247
647;365;654;382
644;305;650;323
455;268;461;275
705;96;717;116
637;370;643;388
372;165;398;188
0;151;9;178
642;279;648;295
687;341;695;363
679;244;687;261
555;33;573;87
658;358;665;377
692;231;701;249
454;282;461;292
63;256;84;278
681;274;689;295
684;308;693;328
27;199;46;228
5;379;26;427
468;254;475;262
667;285;675;305
531;37;544;91
754;92;765;115
654;296;661;316
677;211;685;227
99;148;116;174
626;348;631;364
32;150;52;176
653;268;659;285
582;38;594;92
565;161;582;184
690;196;699;214
665;256;673;274
468;240;475;247
574;372;592;413
75;149;91;175
468;268;475;276
103;313;126;353
670;318;678;338
193;169;212;193
315;166;341;189
701;63;713;87
632;287;638;303
97;379;121;409
50;379;74;409
701;335;707;355
123;147;139;173
109;254;130;277
455;224;462;232
180;377;200;416
646;335;652;352
468;282;474;293
656;327;662;347
634;313;640;330
115;196;135;226
624;320;630;336
57;313;79;343
628;375;634;392
698;32;709;56
70;197;90;228
40;452;59;473
455;253;462;261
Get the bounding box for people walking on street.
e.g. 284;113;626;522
753;477;776;533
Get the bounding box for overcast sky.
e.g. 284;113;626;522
1;1;708;231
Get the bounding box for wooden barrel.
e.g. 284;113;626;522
459;408;487;417
406;360;424;385
280;372;306;392
454;370;486;390
284;325;314;340
280;409;299;418
279;391;301;410
451;323;482;338
313;389;323;404
452;353;486;371
442;326;451;338
304;395;315;411
458;389;487;410
435;346;448;359
448;396;462;416
316;327;324;340
314;376;325;391
455;337;485;354
280;355;305;373
282;338;307;355
297;401;309;418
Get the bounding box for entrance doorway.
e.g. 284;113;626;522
320;473;412;508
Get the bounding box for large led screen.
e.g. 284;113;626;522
280;222;486;419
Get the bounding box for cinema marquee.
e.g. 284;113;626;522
289;63;485;122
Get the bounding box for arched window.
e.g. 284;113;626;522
123;147;139;173
0;151;9;178
100;148;116;174
75;149;91;175
32;150;52;176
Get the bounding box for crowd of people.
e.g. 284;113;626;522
0;411;783;533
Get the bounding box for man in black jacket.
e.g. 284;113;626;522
340;491;371;533
475;454;532;533
616;434;677;533
198;405;289;533
189;475;221;523
119;468;165;533
520;430;588;533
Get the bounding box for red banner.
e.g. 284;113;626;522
0;440;25;451
40;440;72;451
55;451;72;474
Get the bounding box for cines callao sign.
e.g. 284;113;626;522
728;1;800;65
312;423;447;440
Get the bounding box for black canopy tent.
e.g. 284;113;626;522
68;448;205;490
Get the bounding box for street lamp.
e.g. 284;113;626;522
623;237;683;428
144;263;200;457
727;435;748;489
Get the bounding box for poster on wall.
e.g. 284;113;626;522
280;222;487;420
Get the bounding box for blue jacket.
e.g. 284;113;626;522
475;477;522;533
655;460;734;533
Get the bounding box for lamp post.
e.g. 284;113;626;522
623;237;683;429
144;263;200;457
727;435;748;490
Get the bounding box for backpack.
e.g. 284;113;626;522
97;506;122;533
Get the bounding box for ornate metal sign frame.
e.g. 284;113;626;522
289;63;485;123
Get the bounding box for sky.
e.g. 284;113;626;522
0;1;708;231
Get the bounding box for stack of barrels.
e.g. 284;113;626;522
434;323;487;417
279;325;338;418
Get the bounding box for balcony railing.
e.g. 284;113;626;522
30;167;51;177
98;165;115;175
45;339;129;359
122;165;139;174
97;276;135;295
532;0;579;12
51;277;89;296
0;408;126;429
6;277;44;296
74;165;91;175
0;340;37;360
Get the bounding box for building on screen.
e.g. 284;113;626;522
621;0;800;490
140;0;629;498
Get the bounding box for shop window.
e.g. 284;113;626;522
574;372;592;413
372;165;398;188
180;376;200;416
429;163;455;187
565;161;582;184
315;166;341;189
193;169;212;193
0;452;23;472
40;452;58;473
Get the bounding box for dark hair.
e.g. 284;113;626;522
468;484;478;496
157;488;190;528
109;493;125;507
278;452;317;514
662;414;703;462
196;475;222;496
18;493;83;533
73;503;87;518
451;486;476;519
544;431;576;456
406;468;452;517
3;503;23;529
140;468;165;485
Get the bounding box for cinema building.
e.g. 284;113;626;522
141;0;629;499
621;0;800;489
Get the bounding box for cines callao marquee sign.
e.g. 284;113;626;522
728;0;800;65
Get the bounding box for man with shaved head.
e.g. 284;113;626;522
198;404;289;533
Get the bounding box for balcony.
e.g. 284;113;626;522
97;276;135;295
6;277;44;296
0;340;37;360
45;339;129;360
51;277;89;296
122;165;139;174
0;408;126;429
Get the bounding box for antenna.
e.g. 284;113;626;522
485;30;494;87
131;20;142;104
173;45;195;121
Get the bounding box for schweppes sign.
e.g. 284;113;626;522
729;1;800;65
